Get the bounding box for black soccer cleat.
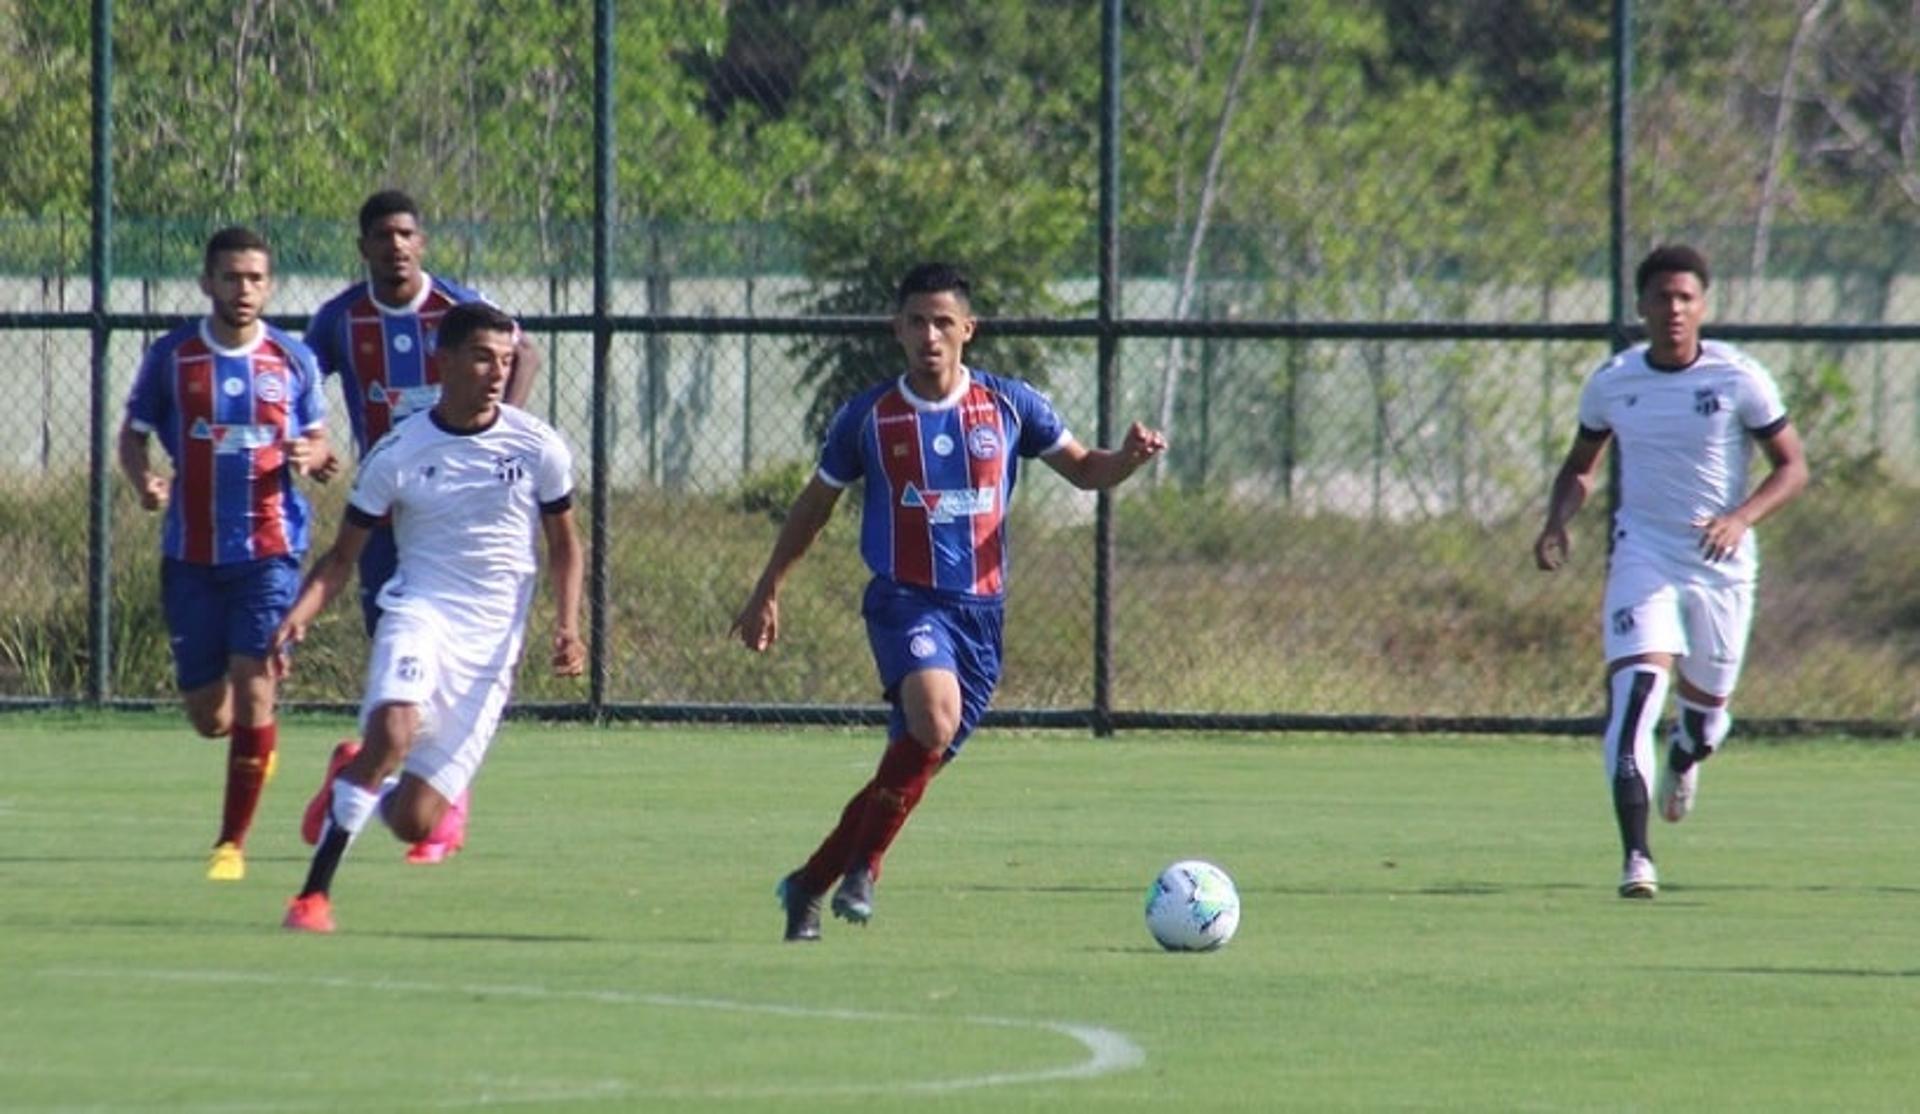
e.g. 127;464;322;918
776;871;823;942
830;867;875;925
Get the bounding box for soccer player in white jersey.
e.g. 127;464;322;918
268;302;585;934
1534;244;1807;899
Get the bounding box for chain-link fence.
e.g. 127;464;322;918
2;1;1916;732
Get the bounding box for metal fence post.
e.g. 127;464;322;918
589;0;614;719
1092;0;1123;737
86;0;114;706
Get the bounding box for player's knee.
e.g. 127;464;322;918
383;796;438;842
1677;698;1732;754
185;704;230;738
908;714;960;752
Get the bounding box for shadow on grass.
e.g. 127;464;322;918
958;878;1920;899
1676;965;1920;980
356;929;605;944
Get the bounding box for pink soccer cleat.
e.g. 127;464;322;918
282;892;335;934
405;789;469;865
300;741;362;846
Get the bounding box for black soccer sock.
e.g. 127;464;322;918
298;825;352;898
1613;772;1651;859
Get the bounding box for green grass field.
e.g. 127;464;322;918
2;713;1917;1111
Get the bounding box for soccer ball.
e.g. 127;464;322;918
1144;859;1240;952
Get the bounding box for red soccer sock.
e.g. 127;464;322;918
217;722;277;847
799;782;874;894
850;736;944;880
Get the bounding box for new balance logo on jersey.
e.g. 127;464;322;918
493;454;525;485
1694;388;1723;416
901;483;995;524
188;419;279;452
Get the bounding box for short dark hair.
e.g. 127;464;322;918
895;262;971;309
1635;244;1711;296
435;301;516;354
203;226;271;275
358;189;422;237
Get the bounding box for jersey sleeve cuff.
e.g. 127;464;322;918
344;503;383;529
1037;430;1073;456
539;492;574;515
1750;414;1790;440
126;417;156;435
816;466;853;489
1576;424;1610;442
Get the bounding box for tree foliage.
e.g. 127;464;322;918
0;2;1912;317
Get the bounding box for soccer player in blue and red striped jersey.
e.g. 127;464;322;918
734;262;1168;941
117;226;333;882
302;189;540;865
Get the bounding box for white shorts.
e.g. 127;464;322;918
360;606;517;802
1601;546;1754;697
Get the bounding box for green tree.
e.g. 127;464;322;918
752;4;1099;434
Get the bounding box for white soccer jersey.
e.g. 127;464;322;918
348;405;574;653
1576;339;1788;577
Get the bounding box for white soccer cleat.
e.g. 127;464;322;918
1618;851;1658;899
1656;759;1700;823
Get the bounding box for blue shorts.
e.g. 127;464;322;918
160;555;301;690
862;578;1004;758
356;522;398;636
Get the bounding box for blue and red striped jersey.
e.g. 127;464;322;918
819;368;1069;599
305;273;494;456
124;319;327;565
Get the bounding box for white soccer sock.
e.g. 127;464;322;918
1675;697;1732;757
1604;666;1670;790
326;776;396;839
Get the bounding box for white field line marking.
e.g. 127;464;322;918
40;967;1145;1105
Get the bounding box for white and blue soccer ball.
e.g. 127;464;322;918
1144;859;1241;952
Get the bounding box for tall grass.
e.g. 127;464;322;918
3;464;1915;723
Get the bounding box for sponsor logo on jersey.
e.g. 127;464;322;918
931;433;955;456
221;376;246;398
909;633;936;659
393;333;414;354
368;382;440;417
900;482;996;524
189;419;280;452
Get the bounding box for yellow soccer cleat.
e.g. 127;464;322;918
206;841;246;882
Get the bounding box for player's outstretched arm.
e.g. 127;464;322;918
541;506;585;676
1042;421;1168;491
731;475;843;653
1534;431;1608;571
268;519;371;676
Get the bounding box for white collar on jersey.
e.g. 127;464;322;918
895;366;973;411
198;317;266;357
366;270;436;316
